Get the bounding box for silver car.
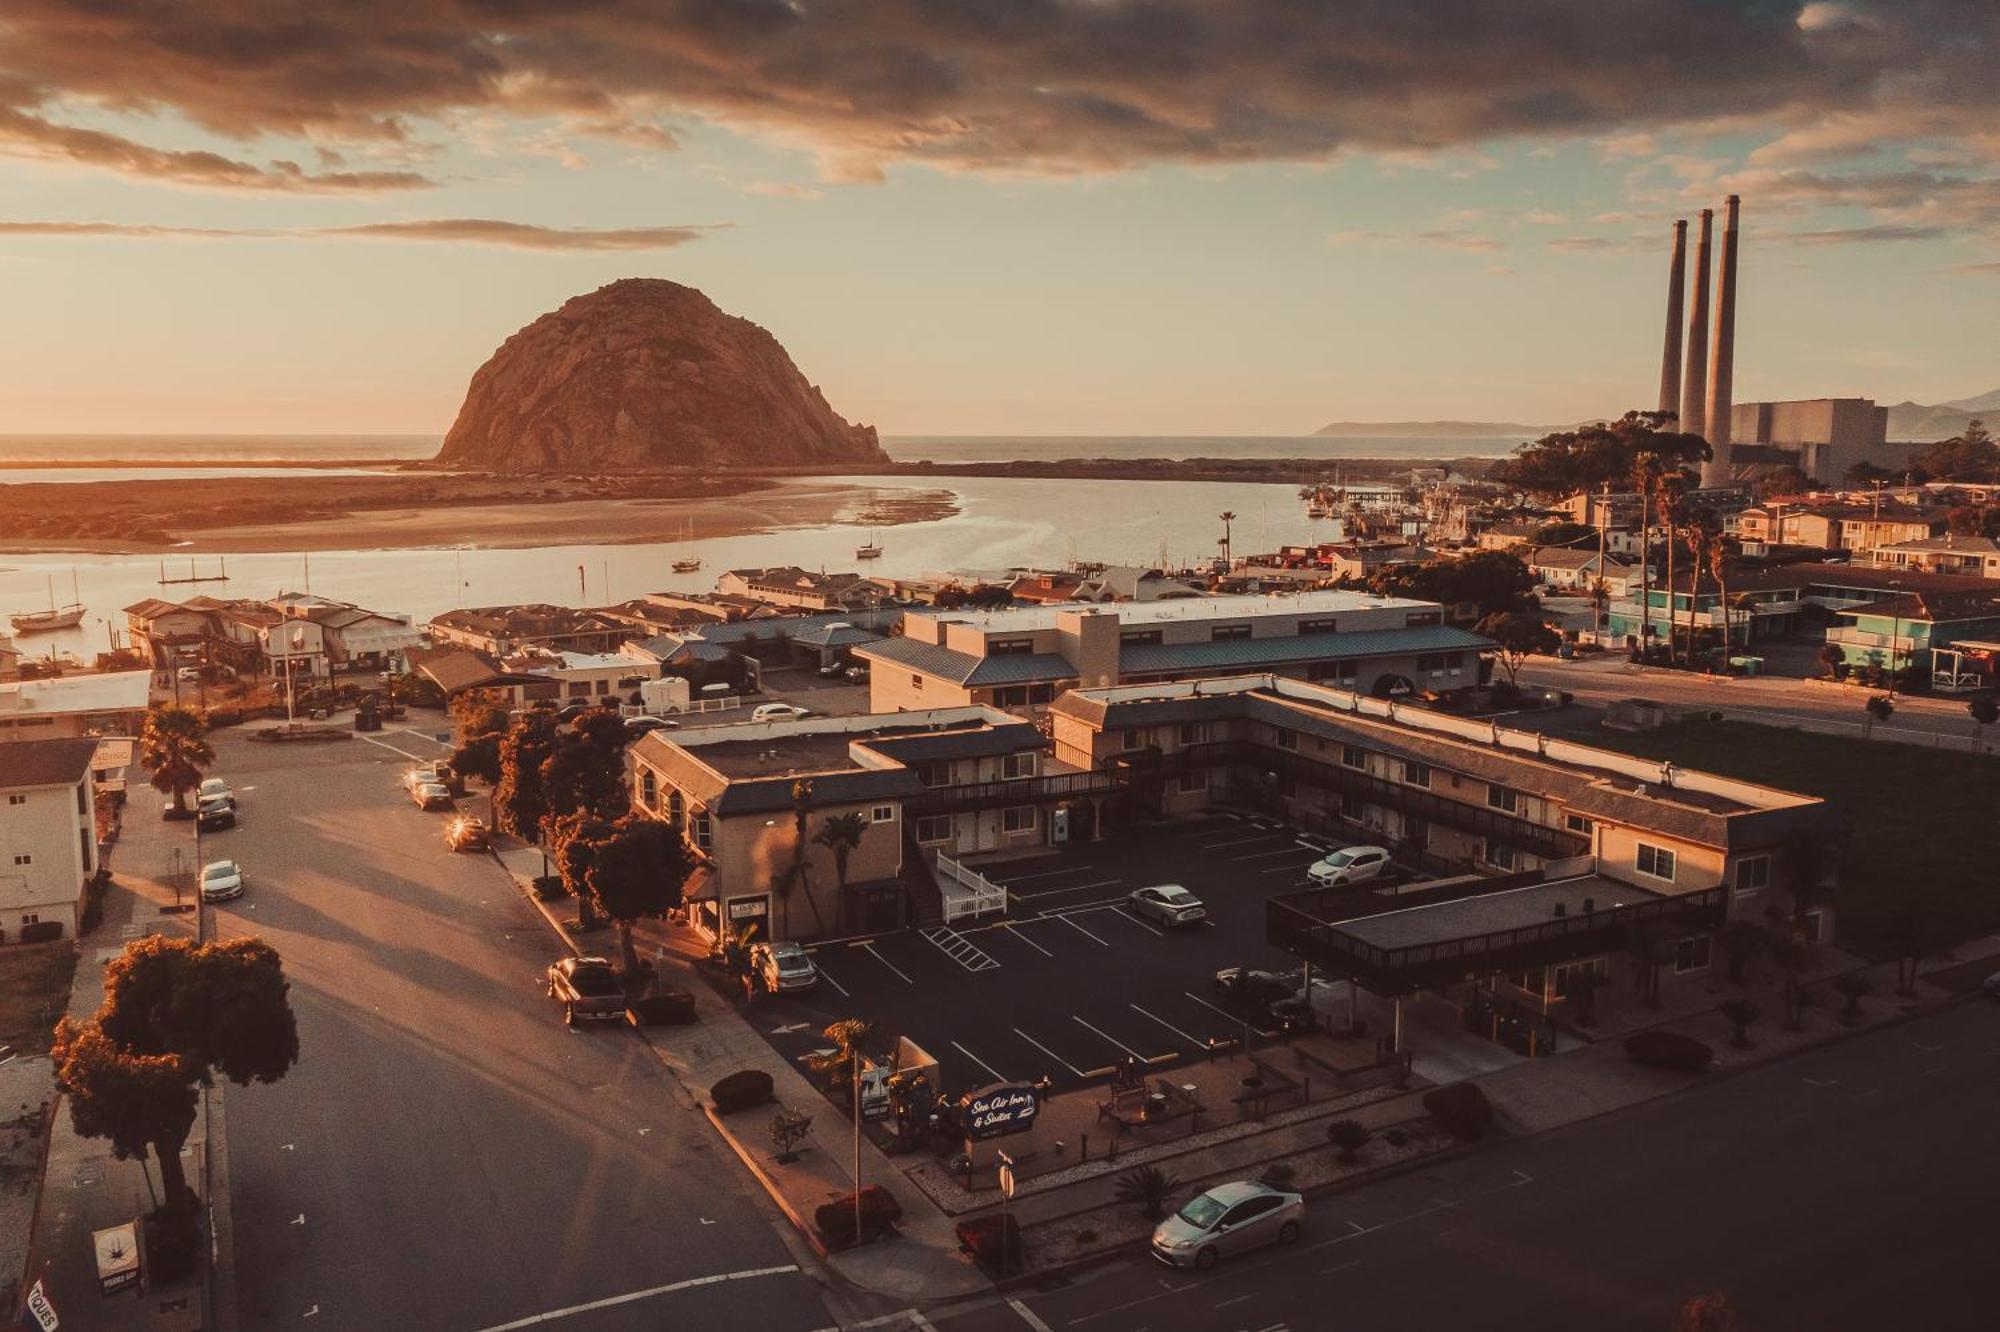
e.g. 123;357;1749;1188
199;859;246;903
1127;884;1208;928
1151;1180;1304;1269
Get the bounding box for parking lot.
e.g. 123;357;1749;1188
751;813;1393;1098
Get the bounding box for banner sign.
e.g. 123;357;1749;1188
961;1083;1041;1141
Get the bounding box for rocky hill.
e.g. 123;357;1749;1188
435;279;885;471
1885;389;1999;441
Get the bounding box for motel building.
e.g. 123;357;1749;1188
1047;675;1830;1054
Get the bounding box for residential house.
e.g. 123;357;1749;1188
123;598;213;667
1853;535;2000;580
498;649;655;704
271;594;423;671
715;568;896;612
1825;587;2000;685
426;604;637;656
0;671;151;739
404;646;560;707
1527;547;1645;597
1606;560;2000;652
1476;521;1543;552
853;591;1491;715
0;737;101;941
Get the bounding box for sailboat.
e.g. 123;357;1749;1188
11;570;85;634
854;531;883;560
670;517;702;574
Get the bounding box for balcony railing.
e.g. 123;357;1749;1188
906;768;1124;814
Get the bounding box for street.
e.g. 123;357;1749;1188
952;1000;2000;1332
196;727;839;1331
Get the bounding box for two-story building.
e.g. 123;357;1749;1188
1825;587;2000;684
853;592;1492;716
0;671;152;740
0;738;101;942
1853;535;2000;580
1526;547;1645;596
426;604;637;656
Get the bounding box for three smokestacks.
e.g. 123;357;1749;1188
1657;195;1740;488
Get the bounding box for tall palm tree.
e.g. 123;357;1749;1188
782;779;826;936
1705;527;1734;656
805;1017;876;1092
1630;450;1666;655
813;812;869;907
1218;511;1237;567
140;705;214;813
1655;480;1682;665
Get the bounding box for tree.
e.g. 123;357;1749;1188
449;689;510;784
1718;999;1760;1049
54;935;298;1219
1475;612;1559;686
585;815;692;977
1113;1164;1180;1220
495;711;558;838
140;705;214;814
778;779;827;937
769;1107;814;1163
547;810;614;929
805;1017;875;1093
1916;419;1998;482
1218;510;1237;566
1370;550;1537;618
1863;693;1893;736
813;813;869;905
1656;474;1691;664
1818;643;1845;679
1833;972;1872;1019
1969;695;1998;747
540;710;629;822
1327;1118;1372;1164
1761;465;1815;498
1844;459;1894;486
1530;521;1596;547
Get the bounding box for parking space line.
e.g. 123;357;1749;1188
1183;990;1246;1024
357;733;432;762
1009;878;1124;901
987;865;1103;883
1110;906;1164;937
860;942;915;985
950;1040;1011;1084
815;967;851;998
989;921;1056;957
1052;913;1109;946
1073;1016;1173;1065
1013;1028;1086;1077
1231;847;1314;861
1199;834;1285;849
1261;862;1314;875
1130;1003;1208;1049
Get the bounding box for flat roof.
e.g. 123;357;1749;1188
0;670;152;717
905;589;1436;633
1335;875;1663;952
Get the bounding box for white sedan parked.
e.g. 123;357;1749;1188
199;859;246;902
1126;884;1209;927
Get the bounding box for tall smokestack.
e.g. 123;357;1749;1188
1680;208;1713;440
1659;219;1687;417
1702;194;1741;488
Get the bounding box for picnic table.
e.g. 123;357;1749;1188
1098;1078;1202;1134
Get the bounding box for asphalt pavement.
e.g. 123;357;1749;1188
944;999;2000;1332
199;726;840;1332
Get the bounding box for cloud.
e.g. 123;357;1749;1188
745;182;825;200
1331;228;1500;253
0;218;713;250
0;0;1993;189
1782;223;1951;244
1546;235;1644;253
1947;261;2000;275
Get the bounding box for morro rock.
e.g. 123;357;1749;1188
435;279;885;471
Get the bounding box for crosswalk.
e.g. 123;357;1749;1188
919;924;1001;973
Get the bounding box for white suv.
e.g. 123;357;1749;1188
1306;846;1392;886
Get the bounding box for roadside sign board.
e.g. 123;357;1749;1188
960;1083;1041;1141
24;1277;59;1330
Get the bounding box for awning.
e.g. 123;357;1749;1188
682;865;717;903
337;624;424;655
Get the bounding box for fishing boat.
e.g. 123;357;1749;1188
854;533;884;560
10;572;84;634
670;518;702;573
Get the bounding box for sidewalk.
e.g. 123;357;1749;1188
491;839;992;1303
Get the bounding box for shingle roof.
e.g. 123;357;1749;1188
848;636;983;684
1118;625;1491;675
0;737;99;788
789;624;884;649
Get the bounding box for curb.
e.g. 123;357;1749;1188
701;1105;831;1264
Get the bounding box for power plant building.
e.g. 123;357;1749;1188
1728;398;1912;484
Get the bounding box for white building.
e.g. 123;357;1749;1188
0;671;152;740
0;738;100;942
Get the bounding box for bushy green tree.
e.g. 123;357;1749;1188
140;705;214;813
1370;551;1538;618
585;816;692;976
1475;611;1560;685
495;711;557;838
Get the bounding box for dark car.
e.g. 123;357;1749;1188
1213;967;1315;1035
196;799;237;832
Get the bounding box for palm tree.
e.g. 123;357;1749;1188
1327;1118;1371;1164
1705;527;1734;657
141;705;214;814
780;779;827;936
1630;449;1666;655
1218;511;1237;567
1655;476;1691;665
805;1018;875;1093
813;812;869;917
1113;1165;1180;1220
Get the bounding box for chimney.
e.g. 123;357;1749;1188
1680;209;1713;440
1659;219;1687;417
1702;194;1741;488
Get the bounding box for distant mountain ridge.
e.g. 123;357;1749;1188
1312;419;1558;439
1885;388;1999;441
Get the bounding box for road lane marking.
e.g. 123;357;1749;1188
1215;1294;1255;1309
991;921;1056;957
357;734;430;762
1231;847;1313;861
1010;879;1124;901
469;1264;801;1331
951;1040;1010;1084
1073;1016;1151;1062
861;943;915;985
1053;913;1109;947
1111;906;1165;937
1013;1028;1085;1077
1007;1298;1055;1332
815;967;851;998
1130;1003;1206;1049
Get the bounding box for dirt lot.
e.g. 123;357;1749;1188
0;943;78;1054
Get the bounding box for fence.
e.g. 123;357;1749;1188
934;853;1008;923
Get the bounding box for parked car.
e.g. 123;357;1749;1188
196;798;237;832
1212;967;1315;1034
403;762;447;792
751;702;811;723
197;777;234;809
556;703;590;722
624;715;679;737
750;940;819;992
1151;1179;1304;1269
198;859;246;903
818;661;847;678
1127;884;1208;927
412;781;454;811
1306;845;1392;886
176;665;202;683
546;955;627;1025
445;816;490;851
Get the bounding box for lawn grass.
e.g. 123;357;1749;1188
1587;719;2000;958
0;942;79;1054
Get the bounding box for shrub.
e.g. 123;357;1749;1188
815;1185;902;1247
955;1214;1022;1272
532;875;569;900
1258;1161;1298;1191
1422;1082;1494;1141
710;1069;775;1115
18;920;63;944
1113;1165;1180;1220
1623;1030;1715;1073
628;990;696;1026
1328;1118;1372;1164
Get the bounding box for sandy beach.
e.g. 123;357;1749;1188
0;472;959;555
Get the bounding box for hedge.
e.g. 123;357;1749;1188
1623;1029;1715;1073
815;1185;902;1248
710;1069;775;1115
1422;1082;1494;1141
955;1214;1022;1273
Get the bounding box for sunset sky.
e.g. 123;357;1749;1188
1;2;1995;437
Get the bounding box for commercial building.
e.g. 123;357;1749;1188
0;738;101;942
426;604;636;656
0;671;151;739
124;593;418;677
1727;398;1916;484
852;592;1491;715
715;568;897;612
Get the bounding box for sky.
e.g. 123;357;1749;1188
0;1;1996;439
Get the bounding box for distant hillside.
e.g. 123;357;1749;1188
1885;390;1998;442
1312;419;1557;439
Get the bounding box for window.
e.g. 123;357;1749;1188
1552;957;1608;998
567;681;591;697
1275;729;1299;751
1342;745;1367;769
20;913;38;926
1121;729;1147;751
910;673;924;690
1636;843;1677;882
1002;805;1037;833
690;810;712;853
993;686;1029;707
871;805;896;824
1119;629;1163;647
667;790;685;828
1734;855;1770;896
1487;786;1519;813
1405;611;1443;627
1799;909;1825;944
1401;761;1430;788
1175;770;1208;793
1177;722;1210;746
81;827;93;868
988;637;1035;656
1210;623;1252;641
1001;752;1037;780
918;761;952;788
7;793;25;806
640;768;658;809
1298;616;1338;635
916;815;953;844
11;853;30;866
1673;935;1712;974
76;785;87;813
1028;683;1056;704
1564;813;1593;834
1483;839;1516;870
1416;653;1444;671
1308;659;1359;684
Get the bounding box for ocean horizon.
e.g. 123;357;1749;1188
0;431;1528;465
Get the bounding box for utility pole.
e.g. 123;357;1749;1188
852;1052;863;1243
